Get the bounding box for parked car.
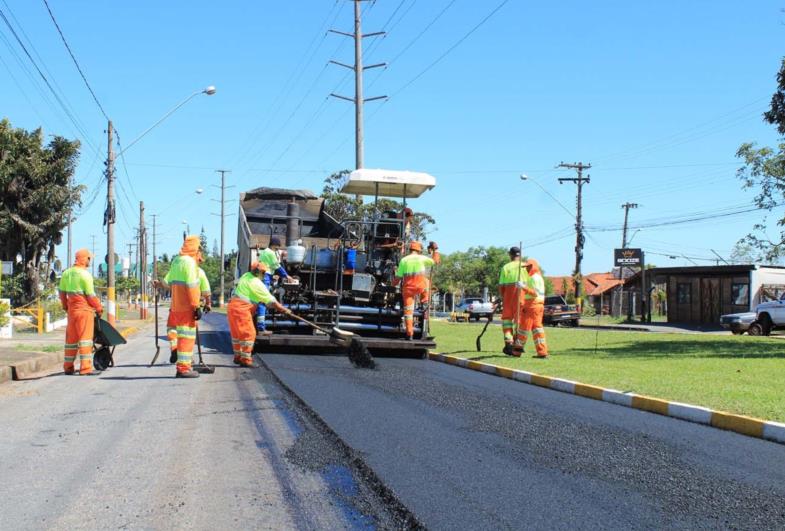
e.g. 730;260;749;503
543;295;580;326
720;312;757;335
750;293;785;335
455;298;495;321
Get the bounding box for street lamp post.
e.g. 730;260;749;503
104;86;216;326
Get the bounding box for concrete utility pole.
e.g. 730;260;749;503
90;234;96;277
139;201;147;319
66;212;72;267
558;161;592;310
105;120;117;325
329;0;387;170
214;170;231;307
621;202;639;248
151;214;158;290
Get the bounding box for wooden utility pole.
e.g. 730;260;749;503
105;120;116;325
329;0;387;171
621;202;639;248
558;161;592;311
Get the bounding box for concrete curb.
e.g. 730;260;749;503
427;352;785;446
0;325;142;384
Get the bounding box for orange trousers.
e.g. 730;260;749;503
64;310;94;374
168;310;196;373
500;286;523;344
402;287;428;338
517;302;548;356
228;302;256;366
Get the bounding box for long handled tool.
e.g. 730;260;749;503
475;304;498;352
193;307;215;374
149;291;161;367
512;241;524;357
288;312;375;368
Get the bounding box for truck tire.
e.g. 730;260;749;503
759;314;773;336
748;322;763;336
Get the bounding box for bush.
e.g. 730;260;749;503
582;303;596;317
0;300;9;328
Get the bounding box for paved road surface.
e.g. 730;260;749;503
0;313;411;530
263;352;785;530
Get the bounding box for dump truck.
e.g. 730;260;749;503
236;169;437;357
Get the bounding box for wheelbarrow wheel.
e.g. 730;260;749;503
93;346;112;371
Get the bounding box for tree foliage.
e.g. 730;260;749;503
736;57;785;262
0;118;83;302
321;170;436;241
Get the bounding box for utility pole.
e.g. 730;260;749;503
329;0;387;171
139;201;147;319
621;202;639;248
214;170;232;307
105;120;117;325
619;202;638;318
90;234;96;277
152;214;157;308
558;161;592;311
66;212;72;266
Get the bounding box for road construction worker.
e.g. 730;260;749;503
393;241;440;340
498;247;529;356
229;261;292;367
518;258;549;358
256;236;289;333
155;235;202;378
58;249;103;375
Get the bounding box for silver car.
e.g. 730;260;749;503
720;312;757;335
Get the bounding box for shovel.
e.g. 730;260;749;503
287;312;375;368
193;307;215;374
475;304;498;352
149;292;161;367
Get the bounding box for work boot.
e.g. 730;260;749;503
533;354;549;359
78;371;99;376
511;345;524;358
175;370;200;379
63;368;75;375
405;335;413;341
169;349;177;364
233;355;241;365
239;360;258;369
502;344;514;356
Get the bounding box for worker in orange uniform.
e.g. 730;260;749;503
518;258;549;358
154;235;203;378
228;261;292;368
59;249;103;375
393;241;440;340
498;247;529;356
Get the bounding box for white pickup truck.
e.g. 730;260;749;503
456;298;495;321
750;293;785;335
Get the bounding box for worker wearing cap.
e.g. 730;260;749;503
59;249;103;375
229;261;292;367
393;241;440;340
256;236;289;332
498;247;529;356
155;235;202;378
518;258;549;358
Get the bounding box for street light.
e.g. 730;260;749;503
117;86;218;157
104;85;216;325
520;173;575;218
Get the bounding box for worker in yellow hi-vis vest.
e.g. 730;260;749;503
393;241;440;340
59;249;103;375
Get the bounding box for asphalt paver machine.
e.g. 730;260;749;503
237;169;437;357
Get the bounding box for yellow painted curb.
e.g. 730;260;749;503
120;326;140;339
427;351;784;446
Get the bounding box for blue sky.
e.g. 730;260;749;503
1;0;783;275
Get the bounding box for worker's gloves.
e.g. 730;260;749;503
194;307;203;321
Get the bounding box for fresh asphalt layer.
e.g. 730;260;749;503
0;312;412;530
262;352;785;530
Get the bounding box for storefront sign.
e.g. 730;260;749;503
614;248;643;267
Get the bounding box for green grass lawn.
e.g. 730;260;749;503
14;344;61;353
430;320;785;423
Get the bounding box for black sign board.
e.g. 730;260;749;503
614;248;642;267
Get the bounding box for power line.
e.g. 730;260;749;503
41;0;109;121
0;5;99;154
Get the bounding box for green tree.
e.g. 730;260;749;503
0;118;83;302
321;170;436;241
736;57;785;261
